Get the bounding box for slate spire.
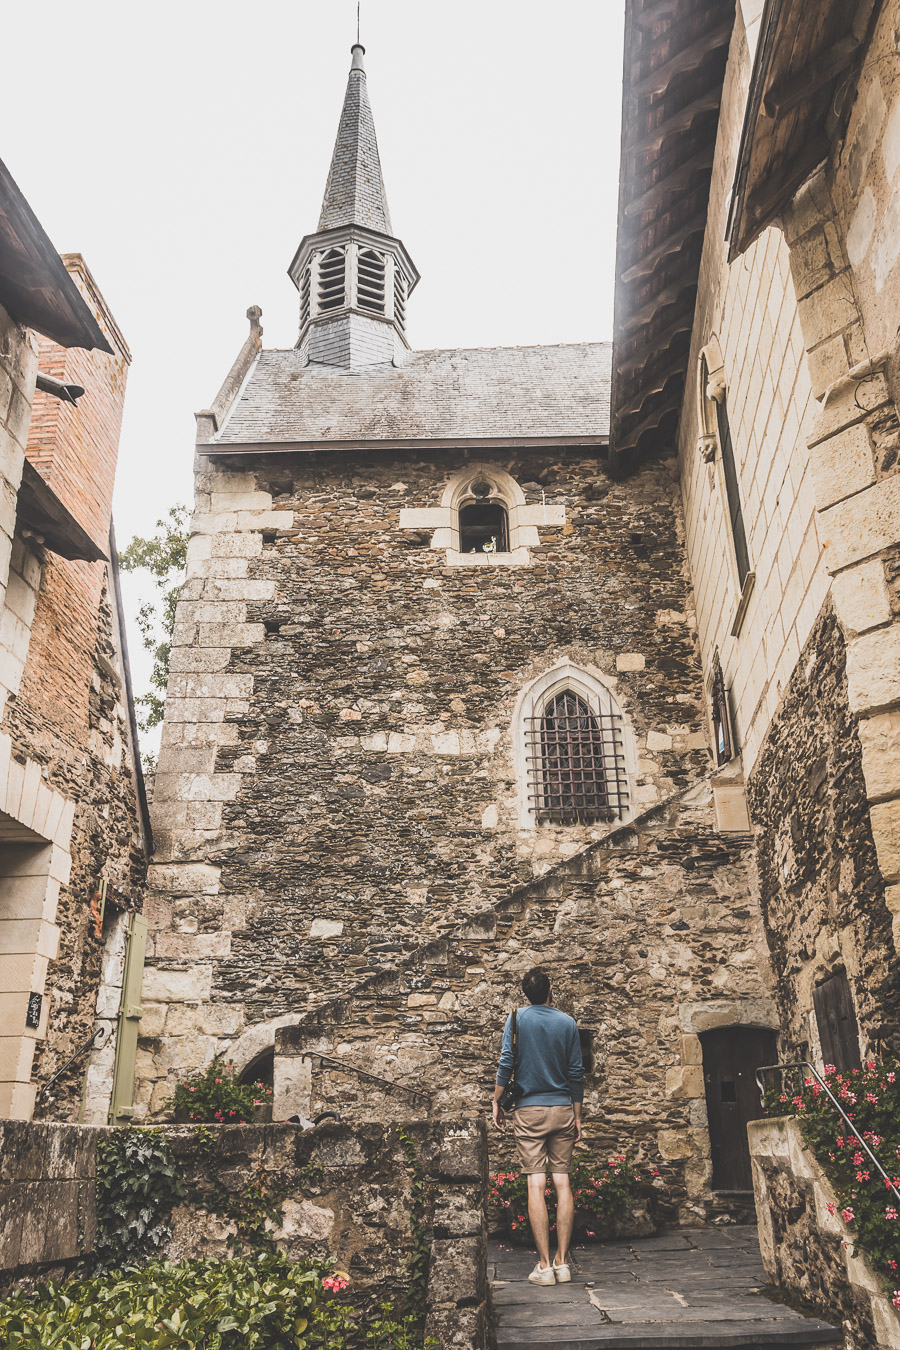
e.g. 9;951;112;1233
318;44;393;236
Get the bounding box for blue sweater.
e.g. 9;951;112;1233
496;1004;584;1107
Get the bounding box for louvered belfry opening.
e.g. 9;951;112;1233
527;691;629;824
300;267;312;329
318;248;346;312
357;248;386;314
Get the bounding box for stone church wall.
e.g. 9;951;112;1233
139;449;716;1112
273;796;771;1226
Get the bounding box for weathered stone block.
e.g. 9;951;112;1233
846;625;900;714
141;967;213;1003
665;1066;705;1099
858;712;900;802
831;559;892;635
616;653;645;671
809;423;875;511
869;799;900;884
819;475;900;572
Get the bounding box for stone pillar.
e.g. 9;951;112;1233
782;168;900;949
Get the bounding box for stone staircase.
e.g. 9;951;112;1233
489;1226;842;1349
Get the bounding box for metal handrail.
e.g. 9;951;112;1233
312;1052;432;1102
38;1026;106;1102
756;1060;900;1204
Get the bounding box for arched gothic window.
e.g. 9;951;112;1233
526;687;629;824
357;248;386;315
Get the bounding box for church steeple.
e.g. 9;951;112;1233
289;44;419;368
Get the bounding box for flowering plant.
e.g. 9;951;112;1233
168;1056;273;1123
491;1152;658;1244
766;1059;900;1295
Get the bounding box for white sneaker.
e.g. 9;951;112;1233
528;1263;556;1285
553;1260;572;1283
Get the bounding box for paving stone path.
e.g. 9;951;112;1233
489;1226;842;1349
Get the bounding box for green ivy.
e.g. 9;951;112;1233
186;1125;287;1254
93;1130;185;1273
366;1303;438;1349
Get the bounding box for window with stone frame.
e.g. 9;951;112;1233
526;688;629;824
459;500;509;554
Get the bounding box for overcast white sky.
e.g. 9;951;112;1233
3;0;624;735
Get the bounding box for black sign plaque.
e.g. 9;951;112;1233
25;992;42;1030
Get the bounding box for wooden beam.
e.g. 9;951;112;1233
627;86;722;157
624;144;715;218
763;35;860;117
615;303;695;377
622;277;696;333
746;133;830;226
620;211;706;282
633;0;683;27
616;396;681;451
633;19;733;96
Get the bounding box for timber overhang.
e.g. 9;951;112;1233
727;0;883;261
610;0;736;472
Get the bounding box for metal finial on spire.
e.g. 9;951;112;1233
357;0;360;45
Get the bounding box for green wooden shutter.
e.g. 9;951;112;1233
109;912;147;1124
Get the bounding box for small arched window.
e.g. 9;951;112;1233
459;501;509;554
318;247;345;313
357;248;386;314
528;690;628;823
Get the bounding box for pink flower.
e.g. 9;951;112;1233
824;1065;836;1076
214;1078;222;1085
841;1207;854;1224
826;1202;836;1216
886;1208;898;1220
893;1292;900;1312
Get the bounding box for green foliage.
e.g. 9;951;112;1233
765;1060;900;1292
119;505;189;733
94;1130;185;1274
491;1151;655;1244
0;1252;352;1350
169;1057;273;1125
365;1304;437;1349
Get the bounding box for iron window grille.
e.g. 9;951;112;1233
711;653;734;766
526;690;629;824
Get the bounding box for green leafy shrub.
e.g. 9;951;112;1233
0;1252;351;1349
491;1151;657;1244
766;1059;900;1299
94;1130;185;1273
169;1057;273;1124
366;1304;437;1348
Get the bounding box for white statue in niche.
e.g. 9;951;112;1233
483;535;497;554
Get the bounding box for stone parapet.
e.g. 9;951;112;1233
0;1116;491;1348
749;1115;900;1350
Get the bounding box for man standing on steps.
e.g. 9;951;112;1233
492;967;584;1286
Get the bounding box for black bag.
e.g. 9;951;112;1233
498;1008;525;1112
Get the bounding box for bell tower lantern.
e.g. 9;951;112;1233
288;44;419;368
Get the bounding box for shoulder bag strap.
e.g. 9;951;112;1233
511;1008;518;1079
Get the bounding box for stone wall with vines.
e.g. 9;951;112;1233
0;1116;489;1345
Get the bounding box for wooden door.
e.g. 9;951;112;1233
813;972;862;1074
109;913;147;1124
701;1026;776;1191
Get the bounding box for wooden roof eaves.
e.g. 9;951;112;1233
610;0;737;474
726;0;883;261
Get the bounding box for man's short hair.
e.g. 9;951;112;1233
522;967;551;1004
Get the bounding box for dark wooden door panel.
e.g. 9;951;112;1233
813;973;861;1074
702;1026;776;1191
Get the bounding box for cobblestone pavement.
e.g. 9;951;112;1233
489;1226;842;1348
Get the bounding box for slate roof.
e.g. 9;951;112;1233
318;46;392;235
205;342;611;450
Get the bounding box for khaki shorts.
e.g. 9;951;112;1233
513;1104;577;1174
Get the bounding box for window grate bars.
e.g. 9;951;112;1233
526;692;629;824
